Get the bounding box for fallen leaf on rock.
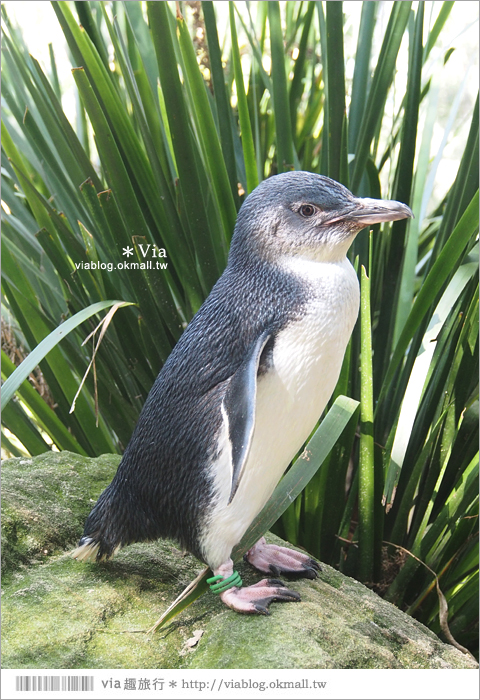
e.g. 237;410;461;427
180;629;204;655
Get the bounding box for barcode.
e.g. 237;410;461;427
15;676;94;691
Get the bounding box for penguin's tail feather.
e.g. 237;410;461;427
72;481;162;563
71;537;121;562
72;484;129;563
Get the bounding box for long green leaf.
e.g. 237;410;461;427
203;1;240;206
383;254;479;506
229;3;258;193
378;191;479;409
358;266;375;582
385;453;478;604
390;1;424;343
1;301;132;410
268;1;295;172
289;2;315;143
2;400;52;456
325;1;346;183
176;8;237;238
1;351;87;455
351;2;412;191
348;2;377;153
147;0;225;286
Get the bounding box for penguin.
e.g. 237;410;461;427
73;171;412;614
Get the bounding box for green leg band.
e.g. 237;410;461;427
207;570;242;593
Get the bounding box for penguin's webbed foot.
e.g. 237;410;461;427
245;537;321;580
220;578;300;615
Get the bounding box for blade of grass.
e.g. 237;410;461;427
316;0;329;176
1;350;87;455
47;42;61;100
351;2;412;192
395;71;441;344
73;1;110;70
383;254;479;507
424;2;454;61
1;401;52;456
289;1;315;144
325;1;346;183
385;453;478;604
235;2;272;94
176;7;237;239
377;190;479;410
147;0;225;285
348;2;377;154
267;1;295;172
229;3;258;193
358;265;375;583
203;1;240;207
1;300;133;410
390;1;424;345
430;95;479;267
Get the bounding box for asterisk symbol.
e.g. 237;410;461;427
169;681;177;688
123;246;134;257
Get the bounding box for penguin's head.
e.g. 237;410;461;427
229;171;413;264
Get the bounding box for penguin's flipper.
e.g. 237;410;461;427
224;329;272;505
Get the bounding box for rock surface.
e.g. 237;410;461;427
2;451;477;670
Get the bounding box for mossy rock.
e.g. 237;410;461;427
1;452;477;670
1;451;121;575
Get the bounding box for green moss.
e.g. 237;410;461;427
2;545;208;670
2;452;120;575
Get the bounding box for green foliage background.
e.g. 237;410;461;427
1;1;478;656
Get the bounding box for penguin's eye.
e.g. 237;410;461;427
299;204;317;218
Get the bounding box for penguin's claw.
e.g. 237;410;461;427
268;563;318;580
254;604;270;616
245;537;321;579
219;578;301;615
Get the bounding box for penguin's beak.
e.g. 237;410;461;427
346;197;414;225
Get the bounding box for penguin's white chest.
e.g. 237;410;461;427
201;257;359;568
